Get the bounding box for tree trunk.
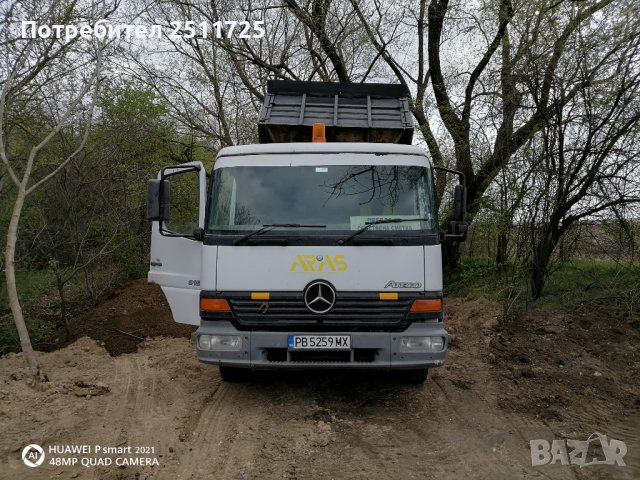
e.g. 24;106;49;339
4;183;43;380
496;231;508;270
530;237;553;299
55;272;70;342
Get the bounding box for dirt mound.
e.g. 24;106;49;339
41;280;196;356
0;336;211;479
489;305;640;434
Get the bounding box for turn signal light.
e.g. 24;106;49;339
312;123;326;143
379;292;398;300
200;298;231;312
409;298;442;312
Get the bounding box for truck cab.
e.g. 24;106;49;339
147;81;467;383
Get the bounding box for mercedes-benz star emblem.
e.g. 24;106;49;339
303;280;336;314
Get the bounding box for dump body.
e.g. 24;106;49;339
258;80;414;144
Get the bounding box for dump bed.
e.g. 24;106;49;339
258;80;414;144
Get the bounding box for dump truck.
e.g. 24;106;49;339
146;80;467;383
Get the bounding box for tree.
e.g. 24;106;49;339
522;40;640;297
0;0;116;379
138;1;637;268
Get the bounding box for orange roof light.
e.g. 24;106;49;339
410;298;442;312
312;123;326;143
200;298;231;312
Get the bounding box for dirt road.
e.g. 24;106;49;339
0;290;638;479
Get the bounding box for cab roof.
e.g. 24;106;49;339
217;142;429;158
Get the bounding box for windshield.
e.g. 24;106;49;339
207;164;437;234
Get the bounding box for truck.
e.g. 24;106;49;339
146;80;468;383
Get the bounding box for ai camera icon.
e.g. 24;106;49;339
22;444;45;468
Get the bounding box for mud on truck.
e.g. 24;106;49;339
146;81;468;383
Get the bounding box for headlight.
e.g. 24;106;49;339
399;336;445;352
198;335;242;351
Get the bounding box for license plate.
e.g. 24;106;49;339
288;335;351;351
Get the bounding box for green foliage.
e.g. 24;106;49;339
536;259;640;318
444;257;500;299
446;256;640;319
1;80;185;354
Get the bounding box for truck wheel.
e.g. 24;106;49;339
402;368;429;384
219;366;250;382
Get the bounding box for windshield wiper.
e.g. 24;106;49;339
234;224;327;245
339;218;429;245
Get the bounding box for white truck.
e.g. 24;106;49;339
146;81;467;383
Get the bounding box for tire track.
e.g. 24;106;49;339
171;383;265;480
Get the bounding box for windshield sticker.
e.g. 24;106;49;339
350;216;422;230
315;167;328;173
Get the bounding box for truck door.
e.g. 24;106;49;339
148;161;206;325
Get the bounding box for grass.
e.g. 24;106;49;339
444;257;501;300
538;259;639;317
445;256;640;319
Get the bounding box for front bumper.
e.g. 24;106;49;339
196;321;448;370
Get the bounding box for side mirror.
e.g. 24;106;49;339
446;220;468;241
447;185;467;240
433;166;468;242
453;184;466;222
146;179;171;221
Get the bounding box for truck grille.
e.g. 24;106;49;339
227;293;413;331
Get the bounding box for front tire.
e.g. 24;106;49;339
219;366;250;382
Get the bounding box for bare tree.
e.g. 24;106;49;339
522;43;640;297
131;0;379;148
197;1;637;265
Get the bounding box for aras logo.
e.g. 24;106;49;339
290;255;347;272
